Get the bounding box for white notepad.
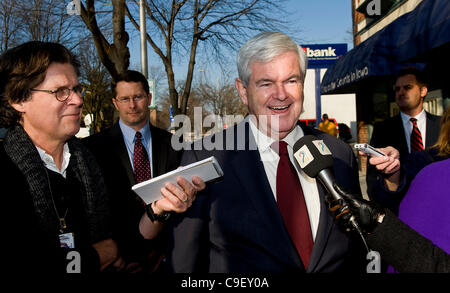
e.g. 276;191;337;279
132;156;224;204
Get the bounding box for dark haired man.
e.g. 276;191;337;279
366;67;441;212
0;41;122;274
84;70;204;272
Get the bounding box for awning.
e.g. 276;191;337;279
396;0;450;62
321;0;450;94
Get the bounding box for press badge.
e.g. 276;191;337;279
59;232;75;249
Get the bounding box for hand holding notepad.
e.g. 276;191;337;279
132;156;224;204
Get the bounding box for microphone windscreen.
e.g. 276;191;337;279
292;135;333;178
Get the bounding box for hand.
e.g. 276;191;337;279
326;183;385;234
92;238;123;271
139;175;205;239
361;146;401;191
152;175;205;215
363;146;401;176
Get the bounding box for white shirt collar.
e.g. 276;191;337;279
35;143;71;178
119;119;151;143
400;108;426;123
248;117;305;153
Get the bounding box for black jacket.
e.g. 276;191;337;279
367;210;450;273
83;122;182;265
366;112;441;207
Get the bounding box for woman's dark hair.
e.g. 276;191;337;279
0;41;80;127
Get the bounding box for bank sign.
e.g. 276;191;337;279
301;44;348;69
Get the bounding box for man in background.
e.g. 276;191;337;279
84;70;203;272
318;113;337;137
366;67;441;210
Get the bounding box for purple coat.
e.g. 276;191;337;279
398;158;450;254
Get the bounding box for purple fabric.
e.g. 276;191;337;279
388;158;450;272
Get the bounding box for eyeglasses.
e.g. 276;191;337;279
30;85;86;102
115;94;147;104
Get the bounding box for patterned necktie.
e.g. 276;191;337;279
410;118;424;152
273;141;314;269
133;131;151;183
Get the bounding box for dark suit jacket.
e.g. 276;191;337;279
366;112;441;203
166;120;364;273
83;121;182;263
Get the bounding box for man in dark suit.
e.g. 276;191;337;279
366;67;441;208
164;32;364;273
84;70;204;271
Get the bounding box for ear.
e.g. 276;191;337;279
112;98;120;111
10;101;26;113
148;93;152;106
420;86;428;98
235;78;248;106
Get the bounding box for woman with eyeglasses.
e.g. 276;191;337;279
0;41;124;274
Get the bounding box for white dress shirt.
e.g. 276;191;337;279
249;119;321;241
119;119;154;176
400;109;427;152
36;143;71;178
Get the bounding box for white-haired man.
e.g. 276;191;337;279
166;32;364;273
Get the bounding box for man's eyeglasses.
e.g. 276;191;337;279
115;94;147;104
30;85;86;102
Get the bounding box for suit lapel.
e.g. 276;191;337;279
425;112;439;148
229;148;303;269
307;183;333;272
394;115;409;155
227;123;303;269
150;124;169;177
110;122;136;185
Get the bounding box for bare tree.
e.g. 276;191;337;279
123;0;288;116
199;83;247;116
0;0;86;52
157;79;212;131
12;0;86;50
78;42;115;133
79;0;130;81
74;0;290;117
0;0;21;52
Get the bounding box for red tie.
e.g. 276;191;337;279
133;131;151;183
410;118;424;152
274;141;314;268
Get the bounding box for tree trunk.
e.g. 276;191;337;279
80;0;130;81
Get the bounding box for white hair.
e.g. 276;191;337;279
237;32;307;87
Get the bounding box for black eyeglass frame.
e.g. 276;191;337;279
114;94;147;104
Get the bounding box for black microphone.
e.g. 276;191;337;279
292;135;362;235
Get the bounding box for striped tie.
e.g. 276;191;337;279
410;118;424;152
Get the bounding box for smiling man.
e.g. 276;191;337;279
166;32;364;273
